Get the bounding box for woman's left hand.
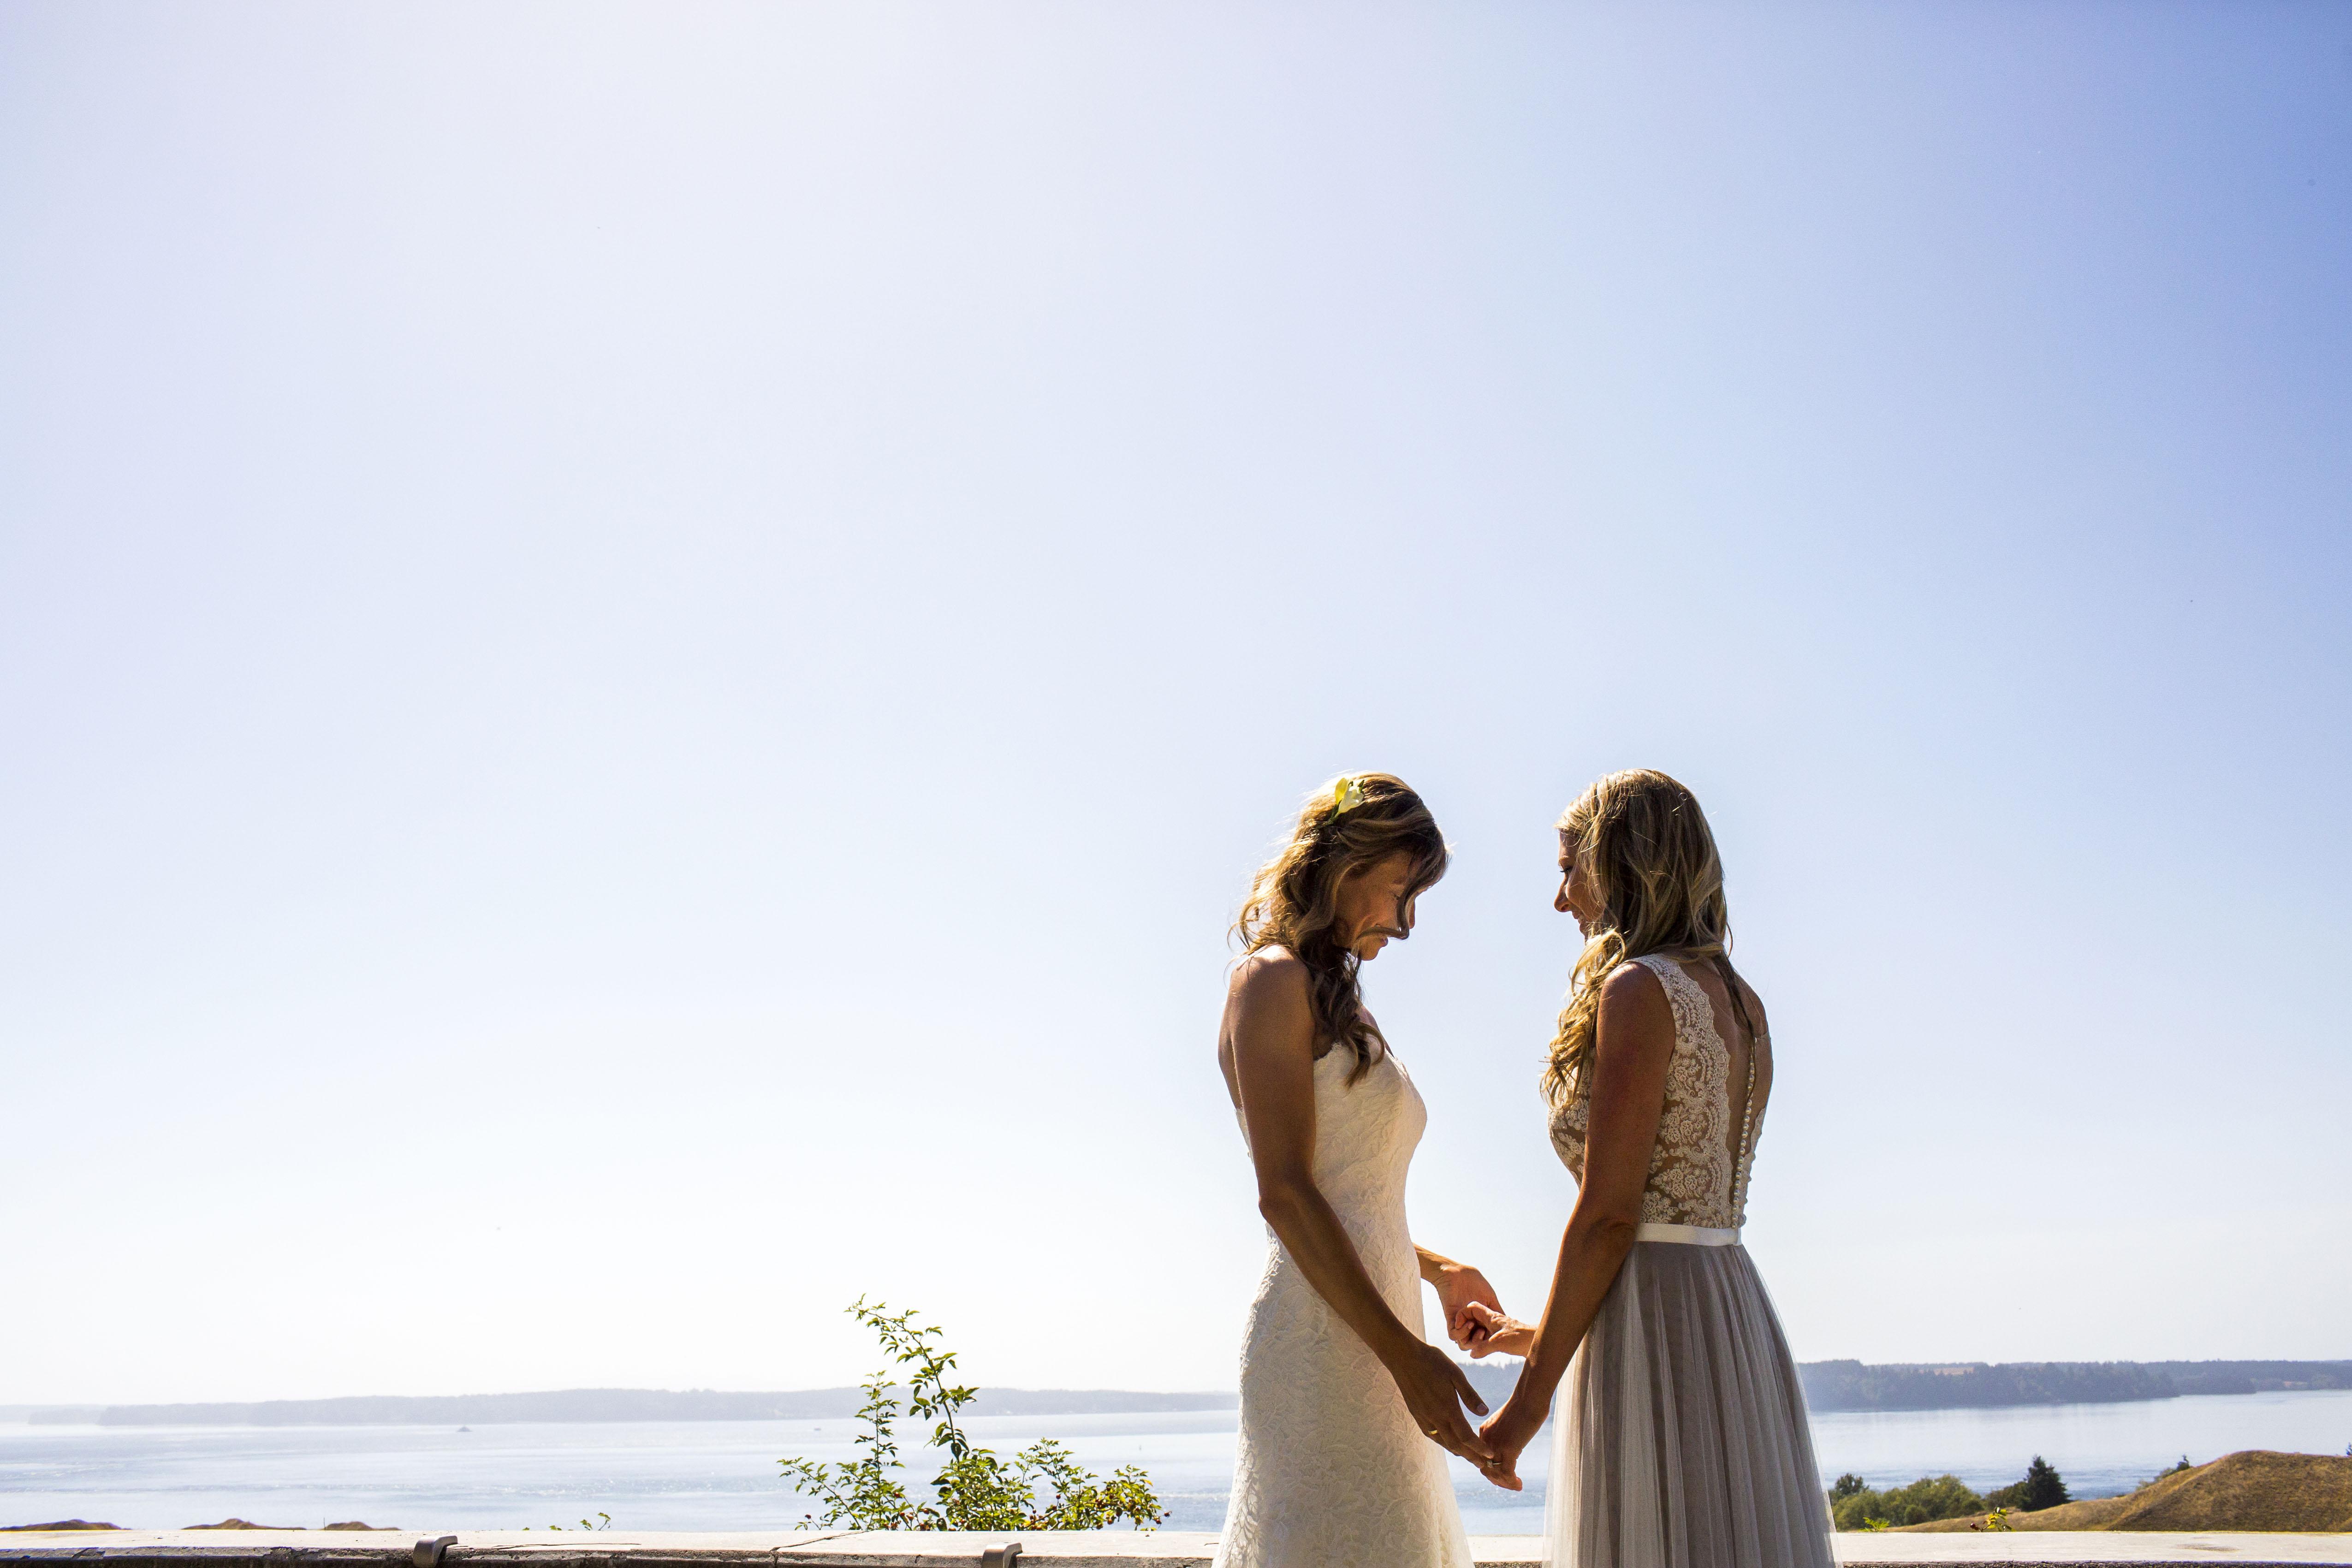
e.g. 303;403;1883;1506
1477;1395;1544;1491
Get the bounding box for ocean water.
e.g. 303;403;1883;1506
6;1391;2349;1536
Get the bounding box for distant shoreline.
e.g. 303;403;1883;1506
10;1359;2346;1427
9;1388;1240;1428
1798;1359;2352;1414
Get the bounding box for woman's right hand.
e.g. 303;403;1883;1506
1389;1338;1500;1472
1457;1301;1538;1359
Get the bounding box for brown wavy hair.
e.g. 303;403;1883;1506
1542;769;1748;1105
1233;773;1449;1084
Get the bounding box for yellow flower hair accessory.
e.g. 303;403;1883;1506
1331;776;1366;817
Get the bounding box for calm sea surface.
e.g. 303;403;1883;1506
7;1392;2350;1536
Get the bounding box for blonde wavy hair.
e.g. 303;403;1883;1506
1234;773;1449;1084
1542;769;1746;1106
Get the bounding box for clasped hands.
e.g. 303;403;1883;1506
1424;1265;1544;1491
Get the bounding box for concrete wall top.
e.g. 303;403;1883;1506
2;1532;2350;1568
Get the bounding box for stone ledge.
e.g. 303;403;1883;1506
2;1533;2349;1568
1824;1539;2352;1567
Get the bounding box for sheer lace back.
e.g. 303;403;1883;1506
1548;952;1766;1228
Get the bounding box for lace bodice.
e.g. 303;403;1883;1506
1230;1040;1425;1289
1548;953;1765;1229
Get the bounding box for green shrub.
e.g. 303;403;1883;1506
1829;1474;1985;1530
1833;1455;2078;1530
778;1298;1165;1532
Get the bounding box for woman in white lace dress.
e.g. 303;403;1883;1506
1212;774;1503;1568
1464;770;1835;1568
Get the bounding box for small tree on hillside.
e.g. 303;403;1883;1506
1987;1455;2070;1513
2019;1455;2069;1510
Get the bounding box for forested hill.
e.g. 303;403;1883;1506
1461;1358;2352;1415
1795;1359;2352;1412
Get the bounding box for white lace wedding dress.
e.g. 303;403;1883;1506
1547;953;1835;1568
1214;1042;1474;1568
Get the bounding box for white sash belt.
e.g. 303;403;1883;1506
1635;1222;1741;1246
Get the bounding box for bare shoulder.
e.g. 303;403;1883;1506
1597;960;1675;1051
1230;946;1309;999
1225;948;1316;1082
1228;948;1313;1022
1734;972;1771;1037
1232;944;1305;985
1599;959;1670;1011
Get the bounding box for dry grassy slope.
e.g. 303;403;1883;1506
1900;1451;2352;1532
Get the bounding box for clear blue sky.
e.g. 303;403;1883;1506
3;2;2346;1405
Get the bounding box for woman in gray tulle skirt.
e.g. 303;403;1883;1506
1464;770;1835;1568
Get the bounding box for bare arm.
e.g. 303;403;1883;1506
1416;1244;1505;1354
1475;964;1676;1488
1224;954;1498;1470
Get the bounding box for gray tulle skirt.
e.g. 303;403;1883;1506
1546;1237;1835;1568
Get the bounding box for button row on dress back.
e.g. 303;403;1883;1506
1729;1033;1763;1220
1731;1095;1756;1220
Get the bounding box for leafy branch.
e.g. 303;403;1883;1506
779;1299;1164;1532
